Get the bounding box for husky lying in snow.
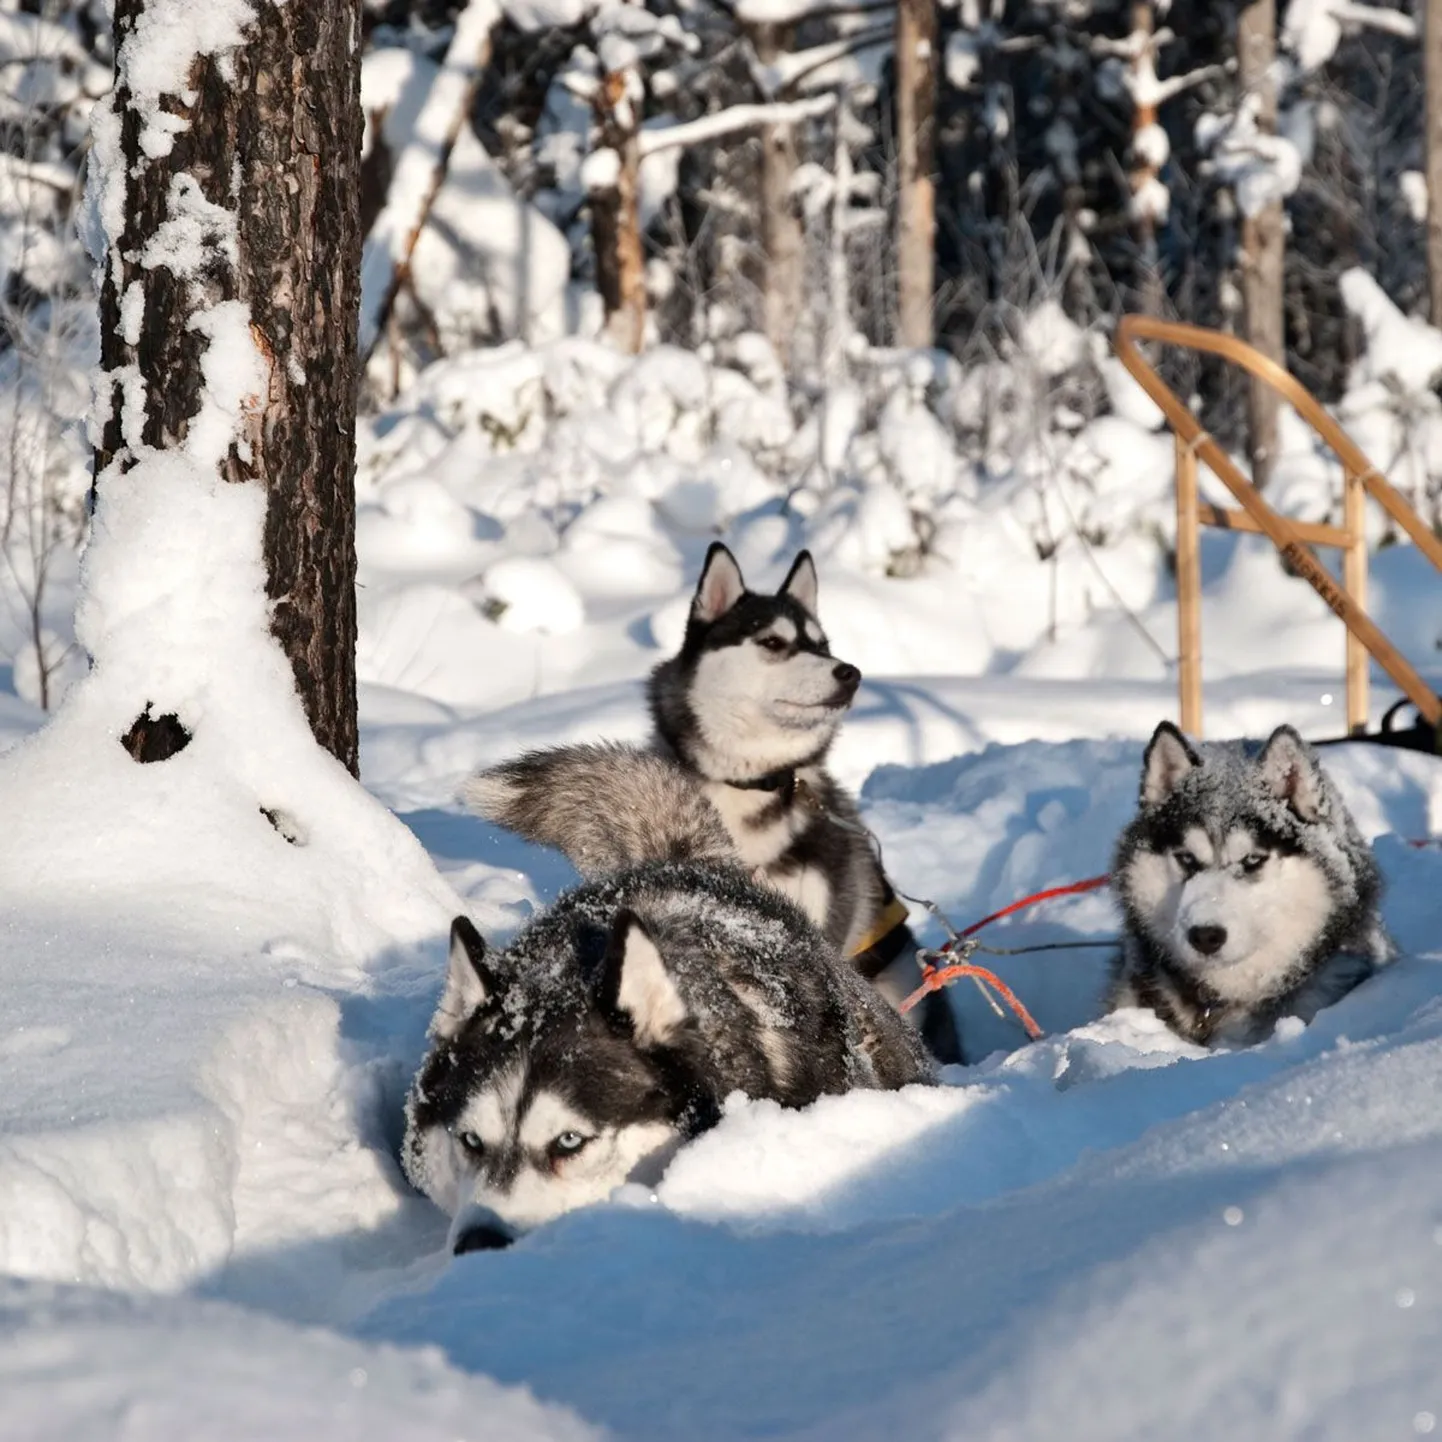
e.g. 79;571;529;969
403;859;933;1252
468;542;962;1064
1109;721;1394;1046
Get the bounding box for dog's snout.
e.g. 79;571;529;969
453;1223;514;1256
1187;924;1227;957
832;662;861;692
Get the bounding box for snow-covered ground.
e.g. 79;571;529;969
4;250;1442;1438
1;475;1441;1436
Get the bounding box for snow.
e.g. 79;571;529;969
1339;267;1442;395
1199;96;1304;219
358;12;579;358
1284;0;1417;71
0;1280;599;1442
5;467;1442;1434
11;31;1442;1429
116;0;257;159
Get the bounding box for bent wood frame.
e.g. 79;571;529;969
1114;314;1442;738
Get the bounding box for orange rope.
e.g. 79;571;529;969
899;872;1113;1042
899;961;1044;1040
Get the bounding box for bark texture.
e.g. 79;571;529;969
1237;0;1284;491
97;0;363;773
591;70;647;355
895;0;937;348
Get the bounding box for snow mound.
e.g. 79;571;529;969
0;1279;598;1442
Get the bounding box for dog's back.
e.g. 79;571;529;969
403;858;934;1244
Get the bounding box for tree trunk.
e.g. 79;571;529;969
590;70;646;355
1128;0;1165;315
895;0;937;348
749;23;806;368
95;0;362;773
1426;0;1442;324
1237;0;1284;490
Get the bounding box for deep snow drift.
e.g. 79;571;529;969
1;637;1440;1437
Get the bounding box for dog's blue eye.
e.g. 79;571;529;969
1241;851;1269;874
551;1131;589;1157
457;1131;485;1157
1174;849;1201;876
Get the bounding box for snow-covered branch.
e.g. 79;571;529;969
638;95;837;156
755;27;894;97
357;0;501;360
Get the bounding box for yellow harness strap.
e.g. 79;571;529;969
848;893;912;958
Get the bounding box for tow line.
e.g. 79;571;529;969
897;874;1114;1042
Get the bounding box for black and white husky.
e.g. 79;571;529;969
467;543;960;1062
402;858;933;1252
1108;720;1395;1046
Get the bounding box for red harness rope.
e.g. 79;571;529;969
896;835;1442;1045
898;873;1112;1041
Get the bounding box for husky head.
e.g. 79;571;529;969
649;543;861;782
403;914;704;1253
1115;721;1382;1003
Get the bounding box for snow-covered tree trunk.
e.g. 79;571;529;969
92;0;362;772
1237;0;1284;489
1426;0;1442;324
894;0;936;347
749;22;806;368
589;69;646;355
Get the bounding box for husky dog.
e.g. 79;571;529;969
465;545;961;1062
402;863;934;1252
1108;720;1394;1046
648;543;963;1062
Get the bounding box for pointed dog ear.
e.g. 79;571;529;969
779;550;819;617
1140;720;1201;807
598;909;688;1047
692;543;746;624
1257;725;1326;822
433;916;499;1039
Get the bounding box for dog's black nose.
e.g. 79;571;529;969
832;662;861;692
1187;925;1227;957
453;1223;513;1255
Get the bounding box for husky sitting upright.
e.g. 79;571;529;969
403;857;934;1253
1109;720;1394;1046
646;543;962;1063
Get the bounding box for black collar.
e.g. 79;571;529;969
722;767;797;799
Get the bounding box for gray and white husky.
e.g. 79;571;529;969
468;542;962;1063
1109;720;1394;1046
402;854;933;1253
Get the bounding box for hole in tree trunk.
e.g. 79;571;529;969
120;705;192;763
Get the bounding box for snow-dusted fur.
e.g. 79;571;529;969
645;542;962;1064
403;868;934;1249
1109;721;1394;1045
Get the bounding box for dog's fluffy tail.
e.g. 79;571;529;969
462;743;736;877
